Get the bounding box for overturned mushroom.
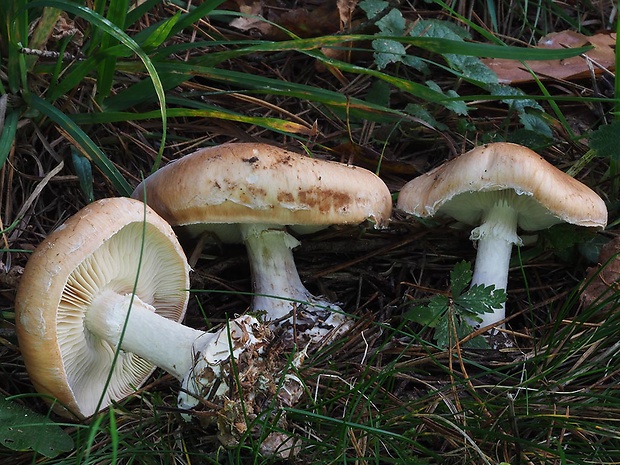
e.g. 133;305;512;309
397;142;607;331
132;142;392;347
15;197;266;420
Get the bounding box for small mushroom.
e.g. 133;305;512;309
15;197;264;419
397;142;607;330
131;143;392;346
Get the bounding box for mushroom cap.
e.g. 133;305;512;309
396;142;607;231
131;143;392;236
15;197;191;419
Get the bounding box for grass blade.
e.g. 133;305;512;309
0;110;19;170
25;0;168;171
26;94;132;196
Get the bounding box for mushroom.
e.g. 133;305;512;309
15;197;264;419
131;142;392;346
396;142;607;330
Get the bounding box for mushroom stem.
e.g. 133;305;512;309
86;289;206;380
86;289;265;414
240;224;315;321
240;224;348;344
469;199;521;329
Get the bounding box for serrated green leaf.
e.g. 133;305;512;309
402;54;429;73
425;81;469;115
410;18;472;41
445;54;498;84
486;83;543;112
358;0;389;18
456;284;506;317
404;103;446;130
434;316;452;348
590;121;620;161
405;295;449;327
376;9;406;36
519;112;552;138
0;396;73;457
372;39;406;69
450;260;472;297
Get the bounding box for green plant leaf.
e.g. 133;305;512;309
376;8;407;36
358;0;388;17
456;284;506;317
104;61;410;123
0;396;73;457
139;10;182;51
486;83;543;112
96;0;130;102
434;315;452;348
71;149;95;203
410;18;471;41
450;260;473;297
366;79;391;107
519;112;553;138
372;39;407;69
425;81;469;115
406;295;449;327
590;121;620;161
404;103;446;130
0;109;19;170
408;261;500;349
26;0;168;170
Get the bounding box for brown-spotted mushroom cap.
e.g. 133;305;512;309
131;142;392;234
397;142;607;329
131;143;393;341
15;197;191;419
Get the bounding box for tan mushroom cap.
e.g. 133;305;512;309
131;143;392;231
397;142;607;231
15;197;190;419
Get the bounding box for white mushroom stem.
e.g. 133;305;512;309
468;199;522;329
240;223;339;321
85;289;208;380
85;289;264;412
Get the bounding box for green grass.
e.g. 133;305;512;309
1;0;619;463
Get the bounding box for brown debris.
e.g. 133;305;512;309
482;30;616;84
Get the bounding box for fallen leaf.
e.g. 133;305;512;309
229;1;275;36
229;0;341;39
482;30;616;84
336;0;358;31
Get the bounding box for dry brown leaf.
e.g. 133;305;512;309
336;0;358;31
229;1;275;36
482;30;616;84
229;0;341;39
